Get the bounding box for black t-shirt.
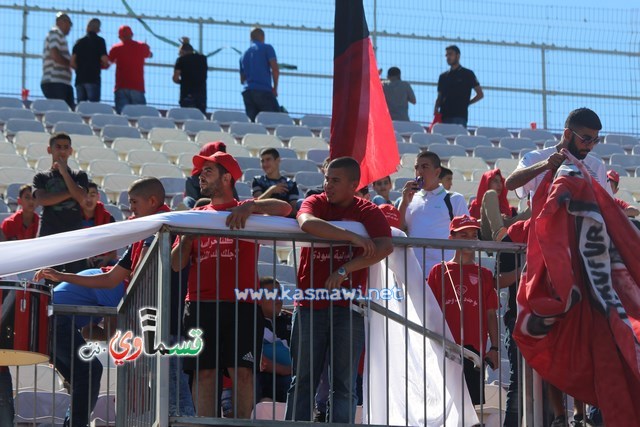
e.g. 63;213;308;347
72;32;107;85
33;168;89;236
174;53;208;100
437;66;479;120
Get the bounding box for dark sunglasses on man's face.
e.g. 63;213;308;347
570;129;600;145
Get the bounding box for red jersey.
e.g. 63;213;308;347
427;262;498;354
1;210;39;241
180;201;258;302
296;194;391;309
108;40;151;92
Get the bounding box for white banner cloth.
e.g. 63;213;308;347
0;210;476;425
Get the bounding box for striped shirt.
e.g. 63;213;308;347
42;26;71;85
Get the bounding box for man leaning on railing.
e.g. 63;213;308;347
171;152;292;419
284;157;393;423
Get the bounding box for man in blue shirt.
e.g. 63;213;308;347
52;268;124;427
239;27;280;121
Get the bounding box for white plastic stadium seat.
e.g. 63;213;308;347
0;154;28;168
475;126;512;142
167;107;206;123
195;131;235;147
24;143;49;166
288;136;327;158
183;120;222;137
52;122;93;136
0;108;35;126
159;141;198;162
0;167;34;194
121;104;161;119
448;156;490;178
5;118;45;138
90;114;129;133
75;146;119;168
43;111;83;128
30;99;70;114
101;125;141;143
68;134;104;149
518;128;556;143
139;163;184;179
306;148;329;165
393;121;425;137
396;143;421;155
498;137;537;155
0;142;16;155
454;135;492;151
224;144;252;158
111;137;153;159
255;111;294;129
591;144;626;161
300;115;331;132
229;122;268;140
427;143;466;161
234;156;261;171
159;177;185;197
279;158;318;175
147;128;189;149
102;174;139;202
610;154;640;172
136;116;175;134
88;159;134;181
274;125;313;142
212;109;250;126
35;156;80;172
473;146;512;164
126;150;169;172
75;101;114;118
410;132;448;146
0;97;24;109
494;158;520;177
242;134;283;155
294;171;324;190
431;123;469;139
604;134;640;150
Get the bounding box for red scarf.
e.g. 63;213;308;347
84;201;113;226
468;169;511;220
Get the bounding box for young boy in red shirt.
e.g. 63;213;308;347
427;214;499;405
1;184;38;241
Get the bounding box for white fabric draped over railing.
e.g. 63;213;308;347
0;210;477;426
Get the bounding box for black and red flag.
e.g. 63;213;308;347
514;150;640;426
329;0;399;189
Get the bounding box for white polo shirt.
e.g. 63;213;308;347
404;184;469;275
514;146;612;201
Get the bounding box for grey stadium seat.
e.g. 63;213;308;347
0;108;36;126
498;137;537;154
473;146;513;163
427;143;467;160
167;107;206;123
75;101;114;118
431;123;469;138
101;125;141;143
280;158;319;174
5;119;45;137
0;97;24;109
52;122;93;136
393;121;425;137
454;135;493;151
183;120;222;137
300;115;331;132
256;111;294;128
229;122;268;139
410;132;448;146
121;104;161;119
90;114;129;132
30;99;70;114
44;111;83;128
136;117;175;133
274;125;313;142
212;110;250;126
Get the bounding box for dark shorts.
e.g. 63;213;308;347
463;345;485;405
182;301;264;371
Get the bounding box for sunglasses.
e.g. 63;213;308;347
570;129;600;145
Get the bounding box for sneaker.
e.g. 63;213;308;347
550;415;567;427
571;415;596;427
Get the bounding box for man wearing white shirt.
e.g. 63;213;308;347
504;107;608;427
506;108;612;201
398;151;469;274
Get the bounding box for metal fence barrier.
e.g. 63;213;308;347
105;226;530;427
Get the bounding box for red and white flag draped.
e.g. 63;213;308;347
514;150;640;426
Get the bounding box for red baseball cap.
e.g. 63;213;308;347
607;169;620;184
118;25;133;39
449;215;481;233
192;152;242;181
379;204;401;228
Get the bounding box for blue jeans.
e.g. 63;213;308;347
285;306;364;423
168;335;195;416
41;82;75;109
442;115;468;127
114;89;146;114
0;370;13;425
242;89;279;122
76;83;101;103
54;316;102;427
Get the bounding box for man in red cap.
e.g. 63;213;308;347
183;141;236;208
426;214;499;406
171;152;291;419
607;169;639;218
108;25;152;113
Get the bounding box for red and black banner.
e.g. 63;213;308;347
330;1;399;189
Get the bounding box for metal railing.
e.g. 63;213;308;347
105;225;531;427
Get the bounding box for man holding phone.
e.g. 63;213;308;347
33;132;89;274
398;151;468;274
